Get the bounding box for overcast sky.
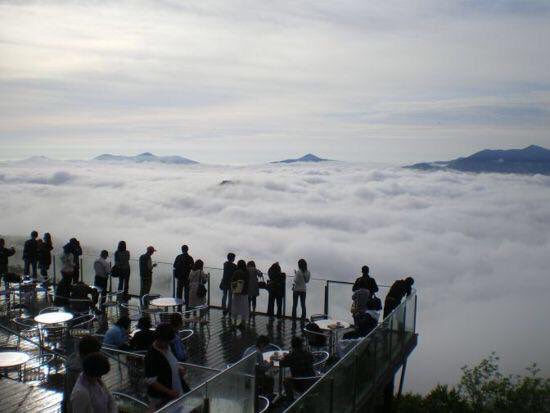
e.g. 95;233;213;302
1;0;550;163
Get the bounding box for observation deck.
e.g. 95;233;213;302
0;248;417;412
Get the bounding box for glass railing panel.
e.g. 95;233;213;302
206;353;256;413
329;348;357;413
205;266;224;308
160;383;208;413
285;375;333;413
285;275;325;319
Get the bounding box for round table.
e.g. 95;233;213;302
262;350;289;368
150;297;183;308
34;312;74;324
314;319;351;330
0;351;30;369
314;319;351;354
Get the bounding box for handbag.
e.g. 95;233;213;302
197;283;207;298
110;265;120;278
231;280;244;294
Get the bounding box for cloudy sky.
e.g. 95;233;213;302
1;159;549;392
1;0;550;163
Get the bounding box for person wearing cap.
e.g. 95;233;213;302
139;246;157;298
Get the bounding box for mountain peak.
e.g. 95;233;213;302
274;153;330;163
94;152;198;165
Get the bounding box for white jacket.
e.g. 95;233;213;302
293;269;310;292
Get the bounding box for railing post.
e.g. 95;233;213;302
283;276;287;317
172;274;175;297
207;276;211;307
324;281;329;317
413;294;418;333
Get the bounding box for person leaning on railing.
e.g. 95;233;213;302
145;323;190;409
383;277;414;318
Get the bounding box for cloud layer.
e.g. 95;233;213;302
1;159;549;391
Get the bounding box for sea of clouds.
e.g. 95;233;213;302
1;159;549;392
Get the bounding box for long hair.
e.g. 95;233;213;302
298;259;308;272
44;232;52;246
193;259;204;271
237;260;247;272
117;241;126;252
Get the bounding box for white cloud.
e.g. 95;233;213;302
0;160;549;391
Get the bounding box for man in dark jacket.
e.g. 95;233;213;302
71;280;100;313
173;245;194;309
352;265;379;294
0;238;16;289
280;336;316;399
383;277;414;318
23;231;39;278
139;246;157;298
220;253;236;315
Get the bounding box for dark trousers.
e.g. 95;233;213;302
140;277;152;298
39;263;49;279
268;294;283;317
24;259;37;278
292;291;306;319
176;278;190;308
249;296;257;312
221;288;232;313
383;297;399;319
117;268;130;296
94;276;108;305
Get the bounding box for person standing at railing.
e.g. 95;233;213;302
113;241;130;300
61;243;76;283
93;250;110;306
220;252;236;316
247;260;262;315
38;232;53;284
231;259;250;328
383;277;415;318
292;259;310;321
267;262;285;319
65;238;82;283
23;230;39;279
188;259;208;319
352;265;379;294
139;246;157;299
0;238;15;298
173;244;194;310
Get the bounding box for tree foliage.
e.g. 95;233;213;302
395;353;550;413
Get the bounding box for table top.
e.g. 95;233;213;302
0;351;30;368
315;319;351;330
150;297;183;307
129;328;155;338
262;350;289;368
34;311;74;324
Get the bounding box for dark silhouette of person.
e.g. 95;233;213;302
23;230;39;278
114;241;131;300
267;262;285;318
352;265;379;294
220;253;236;315
71;280;100;313
383;277;414;318
0;238;16;289
38;232;53;282
93;250;110;306
131;316;155;351
173;244;194;309
55;271;73;306
139;246;156;298
65;238;82;283
280;336;315;400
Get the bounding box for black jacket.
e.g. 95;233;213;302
267;267;286;298
352;275;378;294
173;253;194;283
54;278;72;306
131;330;156;351
38;242;53;267
280;348;315;378
0;246;15;274
220;261;236;290
145;346;188;399
23;238;37;261
386;280;412;302
139;253;153;278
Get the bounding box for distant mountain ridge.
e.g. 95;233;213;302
408;145;550;175
94;152;198;164
273;153;330;163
